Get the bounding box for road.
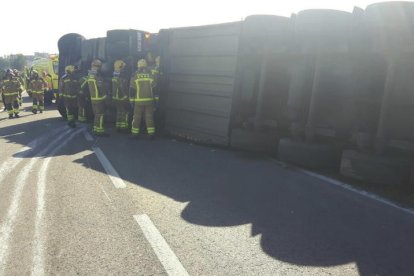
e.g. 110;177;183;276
1;97;414;276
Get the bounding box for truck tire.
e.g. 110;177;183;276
106;41;130;59
58;33;84;58
278;138;342;170
340;150;414;188
106;29;131;42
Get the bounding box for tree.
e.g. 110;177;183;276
0;57;9;71
10;54;26;70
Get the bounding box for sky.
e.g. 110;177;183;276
0;0;385;56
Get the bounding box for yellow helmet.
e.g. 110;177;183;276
155;56;161;67
137;59;147;68
91;59;102;70
114;60;126;73
65;65;75;74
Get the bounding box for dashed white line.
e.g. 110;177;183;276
92;146;126;189
134;214;189;276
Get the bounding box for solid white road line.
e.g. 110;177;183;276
134;214;189;276
0;125;68;185
272;159;414;217
32;129;84;276
92;146;126;189
0;128;73;276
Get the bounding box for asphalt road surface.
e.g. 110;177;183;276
1;97;414;276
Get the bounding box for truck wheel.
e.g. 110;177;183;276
278;138;342;170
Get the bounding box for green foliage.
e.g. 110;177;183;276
10;54;26;70
0;57;9;71
0;55;27;72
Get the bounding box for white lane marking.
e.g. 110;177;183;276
32;129;83;276
134;214;189;276
0;128;73;276
0;132;25;139
0;125;68;185
83;130;94;142
92;146;126;189
272;159;414;217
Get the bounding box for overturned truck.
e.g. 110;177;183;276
57;1;414;190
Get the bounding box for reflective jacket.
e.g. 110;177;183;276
129;70;154;104
59;75;80;99
1;78;23;97
112;72;129;101
29;78;47;94
85;71;108;102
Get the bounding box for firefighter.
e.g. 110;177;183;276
1;69;22;119
13;69;24;106
151;56;161;102
78;75;88;123
29;70;48;114
60;65;80;128
130;59;156;139
112;59;130;132
85;59;109;136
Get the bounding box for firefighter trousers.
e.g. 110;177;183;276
91;100;105;134
115;99;129;130
32;91;44;112
64;97;78;123
78;94;87;122
4;94;19;116
131;102;155;136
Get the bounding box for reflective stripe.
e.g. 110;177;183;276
131;127;140;134
80;79;87;89
112;77;120;99
130;98;154;102
94;128;104;134
4;92;19;96
132;73;154;102
88;77;106;100
91;98;105;102
147;127;155;134
64;95;77;99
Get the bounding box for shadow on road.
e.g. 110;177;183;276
0;116;89;159
94;134;414;276
2;116;414;275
